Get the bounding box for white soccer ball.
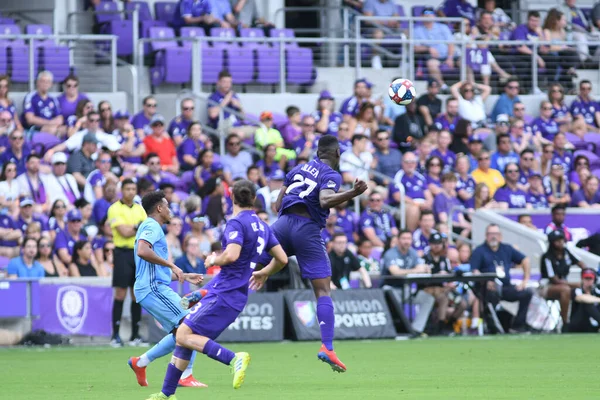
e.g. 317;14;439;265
388;78;416;106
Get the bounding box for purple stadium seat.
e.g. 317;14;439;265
411;6;425;17
583;133;600;156
0;47;6;75
271;112;287;127
149;26;177;51
269;29;298;49
0;24;25;46
124;1;153;22
592;169;600;180
41;45;71;82
106;20;134;56
141;20;167;54
226;47;254;84
201;47;225;84
94;2;121;25
179;170;194;191
565;132;582;144
155;1;177;24
239;28;267;49
0;18;15;25
174;190;190;202
256;48;280;84
180;27;207;49
574;150;600;169
31;132;62;154
9;45;37;83
26;24;52;36
209;28;237;48
153;47;191;84
286;47;313;84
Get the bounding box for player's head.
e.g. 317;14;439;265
232;179;256;209
142;190;172;224
317;135;340;167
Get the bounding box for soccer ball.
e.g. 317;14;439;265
388;78;416;106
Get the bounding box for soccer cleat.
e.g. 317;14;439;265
110;335;124;348
145;393;177;400
128;356;148;387
178;375;208;388
230;352;251;389
180;289;208;310
317;344;347;373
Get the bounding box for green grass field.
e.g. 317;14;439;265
1;335;597;400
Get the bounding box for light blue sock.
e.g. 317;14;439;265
181;351;197;379
140;333;176;366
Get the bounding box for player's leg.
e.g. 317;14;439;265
147;346;194;400
111;286;127;347
126;251;146;346
130;333;175;386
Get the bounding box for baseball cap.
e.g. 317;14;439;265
582;268;597;280
19;198;34;207
547;230;565;242
429;232;443;244
355;78;373;89
469;135;483;143
260;111;273;120
82;132;99;144
114;110;130;119
318;90;334;101
528;172;542;179
427;78;440;88
496;114;510;125
270;169;285;181
150;114;165;126
51;152;68;164
67;209;82;222
211;161;224;173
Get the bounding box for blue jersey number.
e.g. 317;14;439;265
286;174;317;198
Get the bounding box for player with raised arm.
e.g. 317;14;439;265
146;180;288;400
128;191;205;388
250;135;368;373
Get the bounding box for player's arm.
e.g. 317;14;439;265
206;243;242;267
319;178;368;209
249;244;288;291
274;185;287;212
136;239;184;282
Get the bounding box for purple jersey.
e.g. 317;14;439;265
434;114;459;133
433;192;462;223
338;138;352;154
551;103;569;122
518;168;535;186
0;101;18;118
22;91;61;128
177;137;204;166
456;174;476;208
430;148;456;173
321;227;344;246
280;123;302;146
168;116;192;140
571;188;600;206
312;110;344;135
0;215;17;247
173;0;211;28
255;159;281;178
412;228;436;253
58;93;88;122
335;209;358;243
207;90;241;129
16;215;48;233
493;186;529;208
543;175;570;198
527;191;548;209
509;24;540;52
552;150;573;172
114;131;143;164
441;0;475;24
339;96;361;117
54;229;86;256
359;209;397;243
531;117;559;141
394;170;427;201
207;211;278;311
131;112;152;135
570;97;599;127
280;158;342;228
293;136;319;155
426;174;441;188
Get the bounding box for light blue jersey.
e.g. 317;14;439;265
134;217;172;303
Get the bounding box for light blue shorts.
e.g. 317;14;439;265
139;283;189;333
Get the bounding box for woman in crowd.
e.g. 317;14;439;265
451;80;492;133
166;216;184;262
101;241;114;276
450;119;472;155
540;143;555;176
416;138;434;175
350;102;378;138
186;213;213;258
25;222;42;241
177;122;206;171
92;217;112;264
69;240;104;277
474;183;497;209
98;100;114;133
0;75;23;130
193;149;214;195
527;174;549;209
532;101;560;142
455;155;476;210
433;173;471;236
542;9;580;92
36;237;67;277
67;99;95;137
425;155;444;196
58;75;89;128
569;155;591;192
510;119;538;154
256;143;282;183
547;83;573;133
0;161;20;217
543;162;571;206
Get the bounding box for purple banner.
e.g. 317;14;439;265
0;280;40;318
32;284;113;336
502;212;595;243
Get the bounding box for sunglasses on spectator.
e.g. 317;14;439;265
55;204;66;209
551;89;563;93
39;243;51;248
302;123;315;128
339;127;349;131
101;107;111;112
10;136;23;141
54;162;66;166
369;198;382;202
183;106;194;111
145;103;157;108
552;164;564;169
377;137;389;141
577;161;589;165
544;150;553;154
65;83;78;88
99;159;111;164
581;86;592;91
507;85;519;90
404;159;417;164
148;161;160;166
70;219;82;223
522;157;533;161
478;156;490;161
506;169;519;173
542;107;553;111
514;107;525;111
513;125;524;129
429;163;441;167
228;141;241;146
88;118;100;123
463;88;474;93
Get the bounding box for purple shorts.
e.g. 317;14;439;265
182;293;239;339
269;213;331;280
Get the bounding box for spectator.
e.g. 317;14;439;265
425;155;444;196
547;83;574;134
207;70;249;136
329;232;372;290
185;213;213;257
509;11;546;88
69;240;103;277
359;192;398;249
143;153;170;190
356;238;380;274
83;151;118;204
431;130;456;174
22;71;63;135
510;119;537;155
544;204;573;241
0;76;23;131
569;268;600;332
480;0;512;30
490;133;519;173
36;236;67;277
256;144;281;181
451;80;491;131
98;100;114;133
466;134;484;171
349;102;378;138
570;80;600;134
362;0;399;69
0;203;21;257
334;202;359;246
200;177;228;226
373;129;401;185
143;115;178;174
255;111;295;161
6;237;45;279
517;149;536;191
0;109;16;145
542;8;579;91
336;121;353;154
577;234;600;257
468;12;512;85
493;163;531;209
438;0;475;24
0;161;19;216
393;152;432;230
207;0;238;28
569;155;591;192
172;0;221;31
471;151;504;196
552;132;573;172
413;8;454;92
221;133;253;181
455;155;476;209
491;79;521;122
340;134;373;185
175;235;207;274
168;98;196;146
230;0;274;29
313;90;343;136
16;154;51;214
92;180;117;226
392;101;425;151
177;121;206;172
293;115;318;159
113;112;145;166
417;79;442;127
43;152;80;207
48;200;67;242
572;176;600;208
470;223;533;333
486;113;510;152
280;105;302;146
540;143;554;176
166;216;183;262
543;162;571;206
192;149;215;194
340;78;371;122
65;132;98;188
434;97;459;134
55;209;87;265
66;99;94;138
517;214;536;230
58;75;88;127
411;210;436;256
131;96;157;137
512;101;534;126
1;130;30;176
474;182;497;209
433;173;470;234
559;0;593;62
540;229;584;326
256;170;284;222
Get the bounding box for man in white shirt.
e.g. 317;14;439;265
41;152;81;207
339;134;373;184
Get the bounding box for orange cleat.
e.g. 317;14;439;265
128;356;148;386
178;375;208;388
317;344;347;373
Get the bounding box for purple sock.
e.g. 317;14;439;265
202;339;235;366
317;296;335;351
161;363;184;397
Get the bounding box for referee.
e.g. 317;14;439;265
107;178;147;347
